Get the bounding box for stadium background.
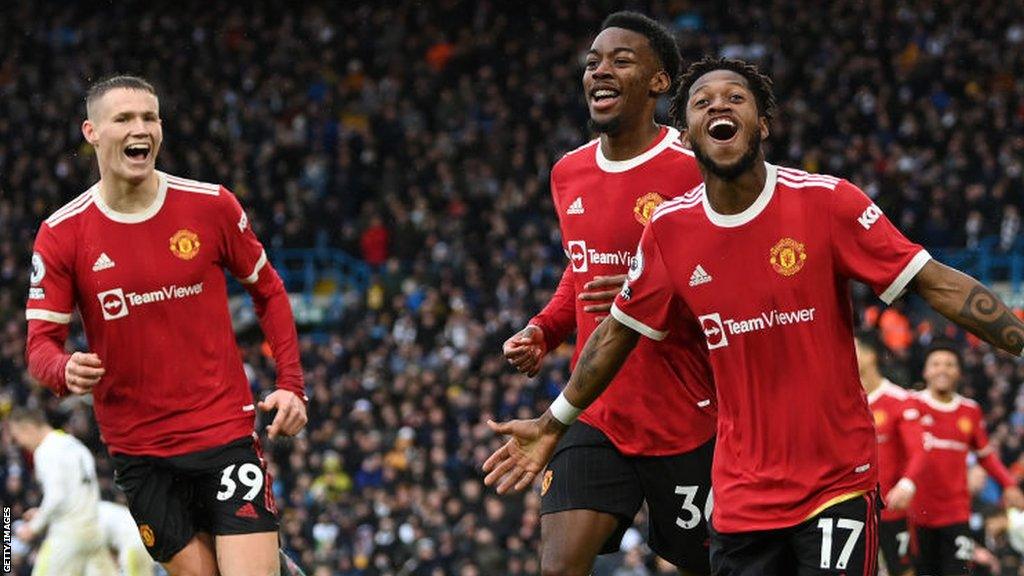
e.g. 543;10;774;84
3;1;1024;574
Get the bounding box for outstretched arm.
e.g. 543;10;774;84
911;260;1024;356
484;316;640;493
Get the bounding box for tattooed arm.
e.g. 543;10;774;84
911;260;1024;355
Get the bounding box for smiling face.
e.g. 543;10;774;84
923;349;961;396
82;87;162;186
583;27;668;135
683;69;768;180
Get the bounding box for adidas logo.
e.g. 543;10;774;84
567;196;585;215
235;503;258;519
92;253;115;272
689;264;712;287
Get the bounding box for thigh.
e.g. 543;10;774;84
540;422;643;561
877;518;912;576
635;436;714;574
185;435;279;537
709;525;790;576
112;453;198;564
790;492;880;576
541;510;623;576
215;532;280;576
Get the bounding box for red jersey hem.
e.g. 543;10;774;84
578;412;716;457
712;478;876;533
104;416;255;458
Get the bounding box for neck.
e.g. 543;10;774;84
29;427;53;452
861;369;884;395
703;156;767;215
600;119;662;161
98;171;160;214
928;388;955;403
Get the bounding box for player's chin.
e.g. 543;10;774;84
118;164;154;183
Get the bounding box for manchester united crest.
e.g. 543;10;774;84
957;416;973;435
634;192;664;225
170;229;201;260
769;238;807;276
541;469;553;496
139;524;156;547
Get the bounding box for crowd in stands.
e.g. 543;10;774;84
2;1;1024;574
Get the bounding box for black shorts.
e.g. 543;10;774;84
540;421;714;573
912;522;974;576
878;517;912;575
112;434;279;563
710;491;880;576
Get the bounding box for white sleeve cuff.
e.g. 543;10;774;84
25;309;72;324
880;250;931;304
238;250;268;284
610;304;668;341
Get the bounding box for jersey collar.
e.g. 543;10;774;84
92;172;168;224
702;162;777;228
920;390;963;412
595;126;680;173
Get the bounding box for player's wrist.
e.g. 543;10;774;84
548;391;582;426
896;477;916;495
525;324;547;348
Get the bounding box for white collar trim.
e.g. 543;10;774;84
92;172;168;224
595;126;680;173
921;390;962;412
702;162;777;228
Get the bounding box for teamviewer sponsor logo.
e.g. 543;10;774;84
97;288;129;320
568;240;588;273
96;282;204;321
699;307;817;349
699;313;729;349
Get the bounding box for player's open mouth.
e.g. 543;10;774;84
590;88;621;112
708;117;739;142
123;143;151;162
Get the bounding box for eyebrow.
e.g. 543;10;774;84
586;47;638;57
690;80;750;96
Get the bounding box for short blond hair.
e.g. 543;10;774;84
85;75;157;119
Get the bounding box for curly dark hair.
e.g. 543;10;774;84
669;56;776;129
600;11;682;93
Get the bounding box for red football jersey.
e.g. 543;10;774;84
909;391;993;527
531;126;716;456
27;172;286;456
867;380;918;521
611;163;930;532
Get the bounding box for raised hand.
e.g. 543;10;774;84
483;415;565;494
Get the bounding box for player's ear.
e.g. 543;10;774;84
758;116;769;141
650;70;671;97
681;128;692;148
82;119;98;146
